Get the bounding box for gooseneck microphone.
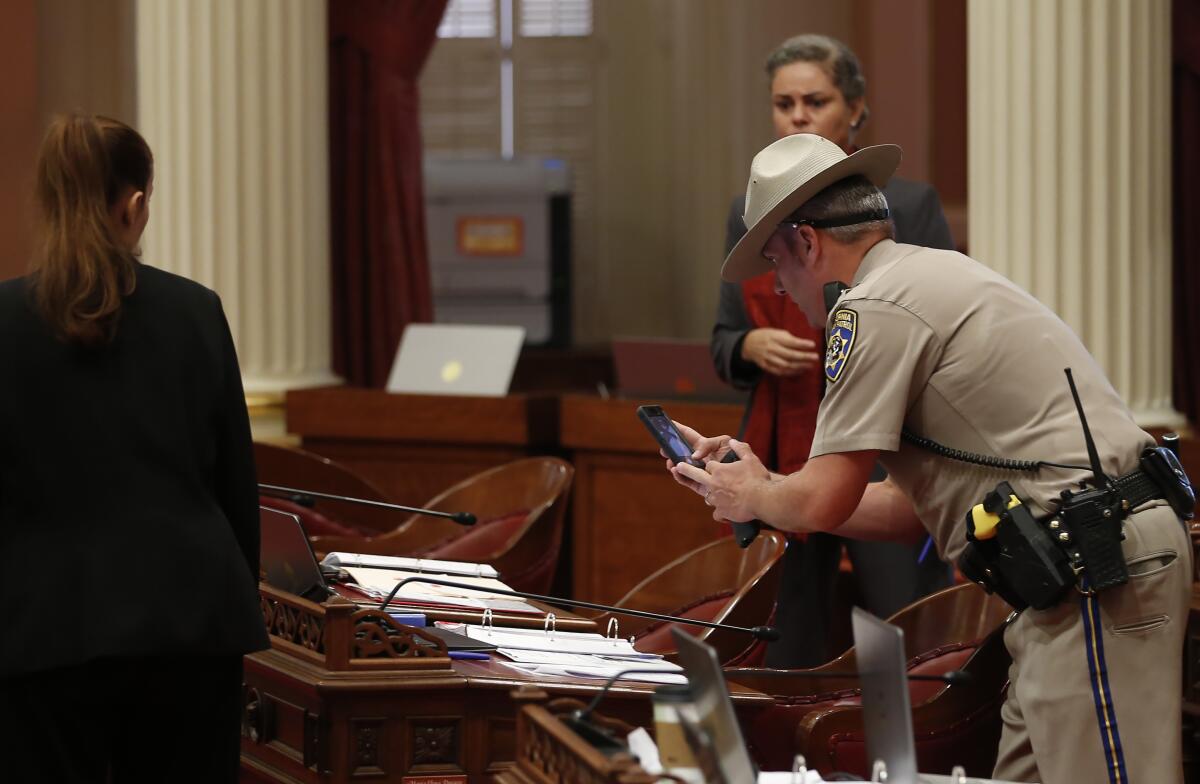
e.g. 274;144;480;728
375;576;781;642
724;667;975;686
258;483;477;526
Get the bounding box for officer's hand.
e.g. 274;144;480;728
673;439;770;523
741;328;820;377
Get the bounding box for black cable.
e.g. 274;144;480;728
900;430;1091;473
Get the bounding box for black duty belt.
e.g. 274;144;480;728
1112;468;1168;511
958;446;1194;613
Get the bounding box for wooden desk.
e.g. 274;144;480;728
559;395;744;603
286;387;558;506
240;586;770;783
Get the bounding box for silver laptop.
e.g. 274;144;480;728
670;628;758;783
386;323;525;397
852;607;1016;784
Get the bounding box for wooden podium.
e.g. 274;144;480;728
285;387;558;507
559;395;744;603
240;585;770;783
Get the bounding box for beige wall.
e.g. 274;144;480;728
36;0;136;127
12;0;961;350
0;0;135;283
586;0;958;343
0;0;39;282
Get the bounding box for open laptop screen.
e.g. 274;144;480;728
852;606;920;784
386;323;525;397
259;506;328;601
613;338;746;403
670;628;758;783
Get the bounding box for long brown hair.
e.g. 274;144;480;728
29;113;153;346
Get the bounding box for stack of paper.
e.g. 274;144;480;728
341;567;541;615
438;622;684;684
323;552;500;579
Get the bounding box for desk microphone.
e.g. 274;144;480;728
258;483;477;526
724;667;974;686
376;576;780;642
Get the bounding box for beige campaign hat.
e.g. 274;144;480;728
721;134;902;282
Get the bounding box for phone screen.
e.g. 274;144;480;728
637;405;703;468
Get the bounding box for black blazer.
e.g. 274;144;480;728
711;176;955;391
0;264;269;677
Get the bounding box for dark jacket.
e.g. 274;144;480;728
0;263;269;677
711;176;955;391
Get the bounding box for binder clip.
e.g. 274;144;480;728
791;754;809;783
481;608;494;636
544;613;557;642
606;618;620;645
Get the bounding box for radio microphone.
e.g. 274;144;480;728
376;576;780;642
258;483;477;525
718;451;763;548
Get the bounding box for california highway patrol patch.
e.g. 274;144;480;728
825;308;857;383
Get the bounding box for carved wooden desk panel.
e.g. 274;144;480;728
559;395;744;603
240;653;769;783
285;387;558;506
241;587;769;783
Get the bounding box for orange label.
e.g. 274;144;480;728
456;216;523;256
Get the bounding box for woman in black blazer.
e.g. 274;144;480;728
0;114;268;782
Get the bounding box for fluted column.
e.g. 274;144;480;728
136;0;337;397
968;0;1180;426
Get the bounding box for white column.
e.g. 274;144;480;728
968;0;1180;426
136;0;337;397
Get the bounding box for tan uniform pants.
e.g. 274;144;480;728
992;503;1192;783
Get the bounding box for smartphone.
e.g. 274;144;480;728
636;405;704;468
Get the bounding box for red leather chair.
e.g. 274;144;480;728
254;442;396;535
309;457;574;595
798;625;1011;778
725;582;1011;773
589;531;787;666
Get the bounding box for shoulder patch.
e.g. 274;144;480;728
825;308;858;383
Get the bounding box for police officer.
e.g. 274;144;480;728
670;133;1192;782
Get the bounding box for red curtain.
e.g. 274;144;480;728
329;0;447;387
1173;0;1200;424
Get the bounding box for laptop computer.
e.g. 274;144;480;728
258;507;496;652
259;506;332;602
613;338;746;403
386;323;525;397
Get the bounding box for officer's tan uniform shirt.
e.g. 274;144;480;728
809;239;1154;562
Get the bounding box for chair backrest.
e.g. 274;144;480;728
797;624;1011;778
726;582;1011;696
253;442;396;534
312;457;575;595
595;531;787;665
725;583;1011;773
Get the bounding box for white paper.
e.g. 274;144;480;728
756;772;824;783
462;625;657;657
323;551;499;579
342;567;540;614
625;727;663;774
497;648;682;672
497;661;688;684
